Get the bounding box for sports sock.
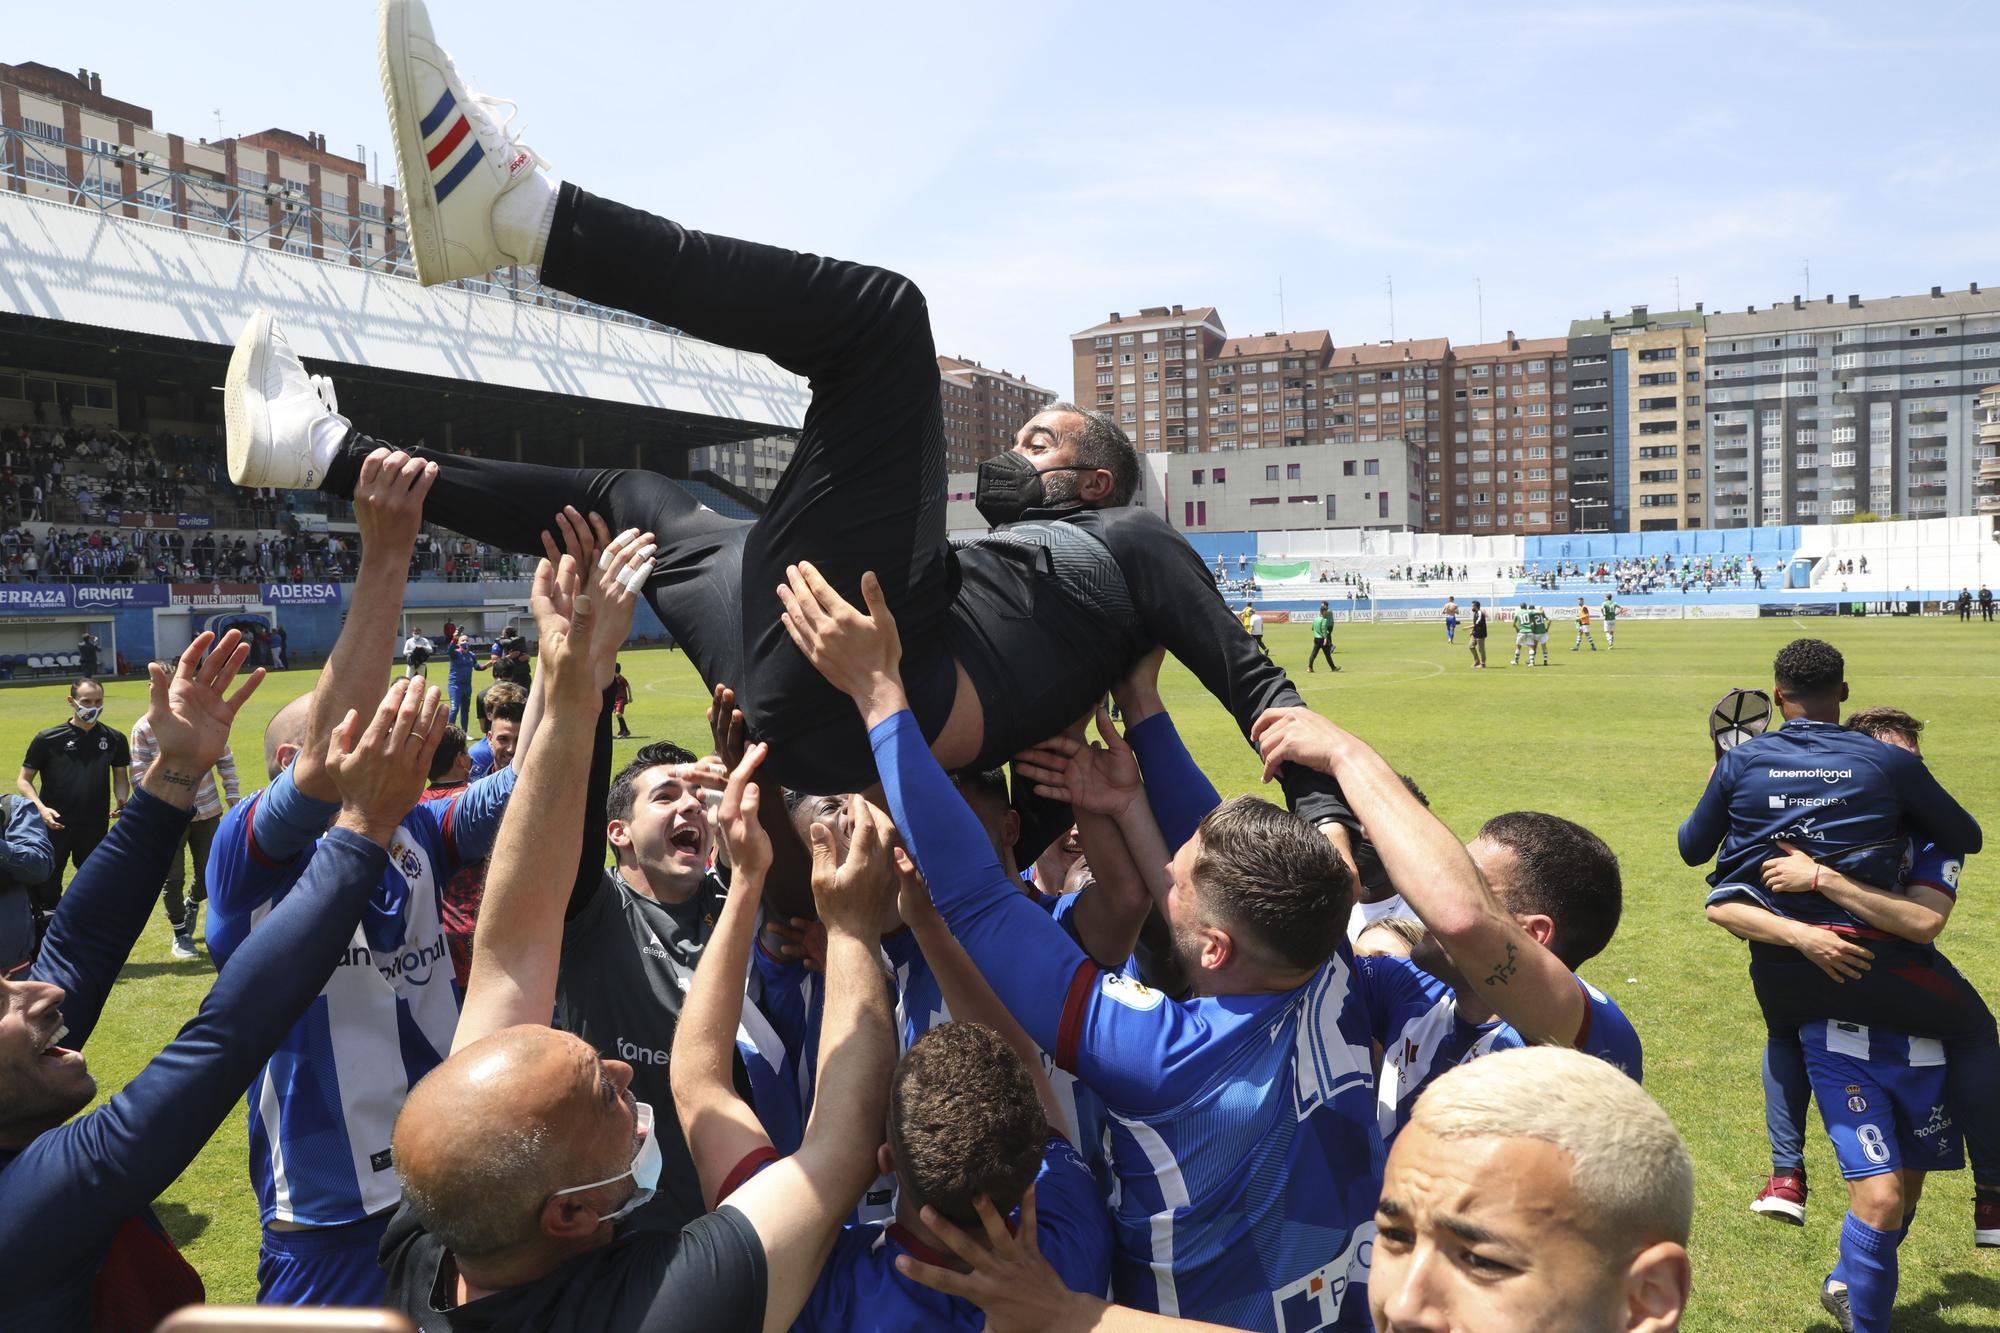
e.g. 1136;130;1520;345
1763;1032;1811;1174
493;170;559;266
1837;1211;1898;1332
309;414;351;479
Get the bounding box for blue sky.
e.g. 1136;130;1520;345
13;1;1996;391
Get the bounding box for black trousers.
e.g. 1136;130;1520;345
30;817;107;915
325;185;955;795
1308;638;1334;671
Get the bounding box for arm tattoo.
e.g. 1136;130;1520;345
1482;941;1520;989
152;768;199;790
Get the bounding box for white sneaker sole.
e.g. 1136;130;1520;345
224;309;275;487
1977;1225;2000;1248
1750;1197;1806;1225
379;0;447;285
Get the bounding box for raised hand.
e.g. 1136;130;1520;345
1111;646;1168;727
1013;707;1142;819
351;447;437;556
776;563;905;722
718;742;773;884
808;794;900;938
894;1190;1105;1333
540;508;656;691
143;630;266;805
326;677;447;846
707;684;747;771
1249;705;1353;783
528;553;598;702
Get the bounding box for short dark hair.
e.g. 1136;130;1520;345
1477;812;1622;969
428;725;468;782
951;767;1009;818
1045;401;1139;507
69;676;100;697
1845;706;1924;751
1397;772;1430;809
887;1023;1045;1229
607;740;699;824
1192;796;1350;972
1773;638;1844;703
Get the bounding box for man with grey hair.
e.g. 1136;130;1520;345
1370;1045;1694;1332
226;0;1365;926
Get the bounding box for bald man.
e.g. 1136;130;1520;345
203;451;543;1308
382;544;893;1330
1370;1046;1693;1332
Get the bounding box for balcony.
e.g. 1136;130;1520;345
1572;475;1609;486
1909;409;1949;425
1908;455;1949;473
1909;480;1948;495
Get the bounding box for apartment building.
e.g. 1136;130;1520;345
1;62;399;266
1071;305;1228;450
1972;385;2000;516
1704;286;2000;527
938;356;1056;470
1444;334;1570;535
1165;439;1421;532
1564;328;1616;531
686;435;797;501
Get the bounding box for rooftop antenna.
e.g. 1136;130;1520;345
1278;275;1286;332
1803;259;1812;297
212;108;224;140
1674;274;1681;310
1387;275;1396;342
1477;275;1484;344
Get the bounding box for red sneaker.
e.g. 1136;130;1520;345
1750;1171;1807;1225
1976;1195;2000;1248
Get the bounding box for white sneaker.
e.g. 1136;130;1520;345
225;310;347;490
380;0;548;286
171;932;198;960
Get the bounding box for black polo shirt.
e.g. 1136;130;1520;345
23;722;128;829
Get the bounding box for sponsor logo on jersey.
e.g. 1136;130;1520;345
1770;793;1845;809
1938;859;1963;889
343;934;449;984
1768;767;1852;784
1272;1223;1375;1331
616;1035;671;1065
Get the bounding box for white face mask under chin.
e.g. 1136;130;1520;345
549;1101;661;1224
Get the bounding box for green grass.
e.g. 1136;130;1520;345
42;621;2000;1324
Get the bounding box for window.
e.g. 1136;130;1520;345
1342;460;1357;476
1325;496;1337;521
1379;493;1390;520
1212;468;1225;483
1265;464;1279;481
1192;470;1205;485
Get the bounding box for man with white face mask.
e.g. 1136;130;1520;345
17;676;130;948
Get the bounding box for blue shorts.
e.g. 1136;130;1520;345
1801;1040;1963;1179
257;1212;393;1306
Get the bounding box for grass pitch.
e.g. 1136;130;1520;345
36;617;2000;1325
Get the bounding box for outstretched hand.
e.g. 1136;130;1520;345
352;447;438;556
142;630;266;803
1013;707;1142;819
808;794;899;937
717;742;773;884
541;508;655;690
529;552;599;703
1249;706;1355;783
776;563;906;725
707;684;747;771
894;1190;1104;1333
326;677;447;846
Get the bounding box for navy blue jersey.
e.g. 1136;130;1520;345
1679;719;1980;926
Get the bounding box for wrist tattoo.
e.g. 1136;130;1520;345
152;769;199;790
1482;941;1520;989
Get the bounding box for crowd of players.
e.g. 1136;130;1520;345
0;5;1989;1329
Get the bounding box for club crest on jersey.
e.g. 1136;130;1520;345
1847;1094;1868;1113
1099;973;1163;1011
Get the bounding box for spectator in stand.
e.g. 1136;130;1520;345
129;695;241;961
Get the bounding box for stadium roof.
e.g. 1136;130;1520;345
0;190;808;434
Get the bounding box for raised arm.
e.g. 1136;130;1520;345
723;785;899;1333
1886;747;1983;856
454;536;646;1052
1253;707;1586;1048
672;742;781;1210
1677;758;1732;867
31;632;264;1046
293;448;436;804
0;676;437;1268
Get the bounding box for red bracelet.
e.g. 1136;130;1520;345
1812;865;1821;892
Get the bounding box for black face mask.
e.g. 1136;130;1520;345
974;453;1089;527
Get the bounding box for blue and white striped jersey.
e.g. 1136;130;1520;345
1365;961;1644;1144
207;763;518;1228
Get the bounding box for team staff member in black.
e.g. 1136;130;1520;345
1468;600;1489;670
18;677;130;941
